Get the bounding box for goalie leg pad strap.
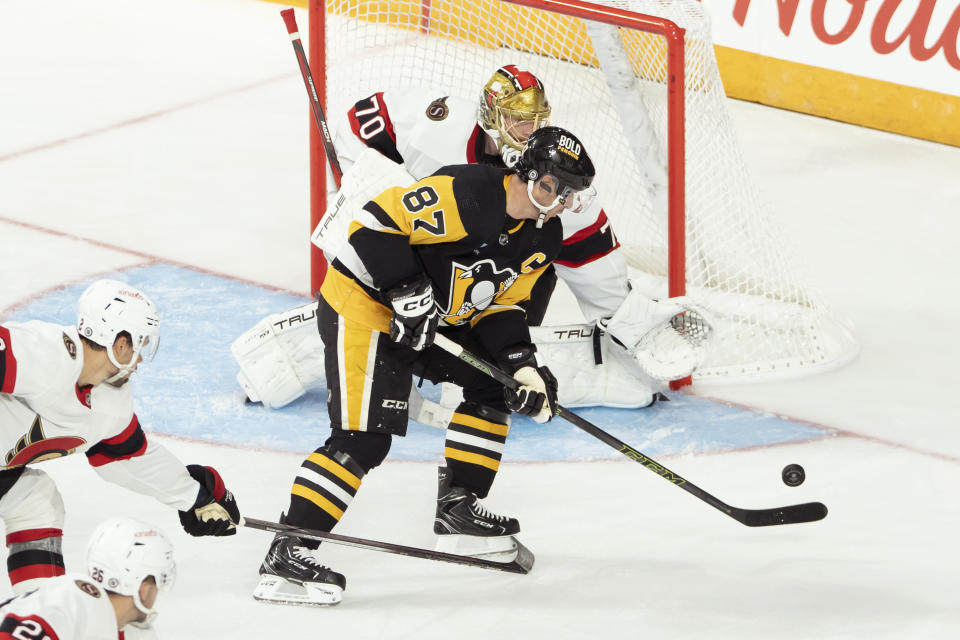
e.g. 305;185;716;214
530;325;658;408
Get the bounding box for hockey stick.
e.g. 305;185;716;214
431;334;828;527
241;517;533;574
279;8;343;186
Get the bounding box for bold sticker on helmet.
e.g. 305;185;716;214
558;134;581;159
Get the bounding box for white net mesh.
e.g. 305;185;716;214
318;0;858;382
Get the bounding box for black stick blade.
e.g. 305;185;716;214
734;502;828;527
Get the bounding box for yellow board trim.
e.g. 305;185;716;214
451;412;509;436
291;483;345;520
306;452;362;489
444;447;501;471
716;45;960;148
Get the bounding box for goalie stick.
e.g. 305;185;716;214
242;517;533;574
280;8;343;186
431;334;828;527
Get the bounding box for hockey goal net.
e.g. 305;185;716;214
309;0;858;383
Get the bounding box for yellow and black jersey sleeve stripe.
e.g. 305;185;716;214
365;176;469;245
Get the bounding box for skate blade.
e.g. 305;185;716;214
253;574;343;607
434;534;520;563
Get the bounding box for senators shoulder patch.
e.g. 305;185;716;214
426;96;449;121
75;579;101;598
62;333;77;360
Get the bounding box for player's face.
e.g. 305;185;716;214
502;115;539;148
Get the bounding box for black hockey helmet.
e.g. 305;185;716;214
514;126;595;197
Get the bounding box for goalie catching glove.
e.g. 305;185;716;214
387;275;438;351
599;286;714;381
179;465;241;537
499;344;558;423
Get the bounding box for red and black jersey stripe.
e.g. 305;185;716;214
555;210;620;268
6;547;65;587
0;326;17;394
0;613;61;640
84;415;148;467
348;92;404;164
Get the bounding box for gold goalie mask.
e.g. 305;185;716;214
478;64;551;160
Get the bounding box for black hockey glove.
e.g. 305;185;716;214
179;465;241;537
498;344;559;424
386;275;438;351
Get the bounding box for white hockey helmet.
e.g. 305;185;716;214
86;517;176;621
76;279;160;381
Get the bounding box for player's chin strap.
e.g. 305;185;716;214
526;180;560;229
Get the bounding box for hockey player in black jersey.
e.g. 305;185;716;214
254;127;596;606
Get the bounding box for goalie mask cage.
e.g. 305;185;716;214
307;0;858;383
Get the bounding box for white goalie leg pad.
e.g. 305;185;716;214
312;147;418;257
599;283;714;381
253;574;343;607
231;302;325;409
408;387;454;430
531;325;659;408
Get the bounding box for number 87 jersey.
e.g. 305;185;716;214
321;162;563;338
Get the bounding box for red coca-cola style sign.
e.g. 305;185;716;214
731;0;960;70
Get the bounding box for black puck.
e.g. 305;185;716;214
782;464;805;487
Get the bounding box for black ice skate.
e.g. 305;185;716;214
253;534;346;606
433;467;533;570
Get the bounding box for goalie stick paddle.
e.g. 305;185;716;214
279;8;343;186
431;334;828;527
241;518;533;574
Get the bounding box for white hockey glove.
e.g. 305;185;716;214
599;286;713;381
499;345;559;423
386;275;439;351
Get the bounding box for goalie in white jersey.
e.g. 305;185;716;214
0;517;175;639
233;64;711;415
0;280;241;595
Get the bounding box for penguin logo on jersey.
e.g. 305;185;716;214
426;96;449;121
442;259;518;325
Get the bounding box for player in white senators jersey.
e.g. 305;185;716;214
232;64;711;414
0;517;175;640
0;280;240;595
